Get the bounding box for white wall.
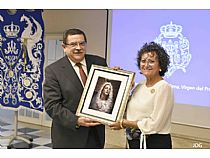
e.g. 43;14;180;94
43;9;108;58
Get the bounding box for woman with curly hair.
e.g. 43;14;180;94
110;42;174;149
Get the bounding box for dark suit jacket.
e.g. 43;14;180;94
43;54;107;148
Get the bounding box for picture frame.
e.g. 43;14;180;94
76;64;135;125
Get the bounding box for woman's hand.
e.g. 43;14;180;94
109;121;122;130
109;119;138;130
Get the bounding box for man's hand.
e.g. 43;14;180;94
112;66;121;71
77;117;101;127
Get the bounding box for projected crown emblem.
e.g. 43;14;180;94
3;22;20;38
155;21;192;78
160;21;182;38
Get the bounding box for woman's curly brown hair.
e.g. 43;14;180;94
137;42;170;77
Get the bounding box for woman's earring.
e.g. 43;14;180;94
159;69;162;72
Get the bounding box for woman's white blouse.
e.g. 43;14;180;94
126;80;174;134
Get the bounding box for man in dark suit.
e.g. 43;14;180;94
43;28;107;148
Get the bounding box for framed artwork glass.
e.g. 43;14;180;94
76;65;135;125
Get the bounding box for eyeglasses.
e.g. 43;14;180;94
65;41;86;48
140;59;157;66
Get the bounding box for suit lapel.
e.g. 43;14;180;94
85;54;94;73
61;56;83;92
60;55;95;93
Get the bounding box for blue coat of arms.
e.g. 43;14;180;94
0;10;45;111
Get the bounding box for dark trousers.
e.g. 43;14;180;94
85;127;102;149
127;133;172;149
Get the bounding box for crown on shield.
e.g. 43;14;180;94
3;22;20;38
160;21;182;38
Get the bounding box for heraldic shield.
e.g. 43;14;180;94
155;21;192;78
0;10;45;112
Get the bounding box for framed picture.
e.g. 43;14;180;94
76;65;135;125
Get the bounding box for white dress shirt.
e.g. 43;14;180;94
68;58;87;87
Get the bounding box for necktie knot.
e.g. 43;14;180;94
76;63;87;86
76;62;82;67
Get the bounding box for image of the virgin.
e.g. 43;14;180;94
89;81;114;114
